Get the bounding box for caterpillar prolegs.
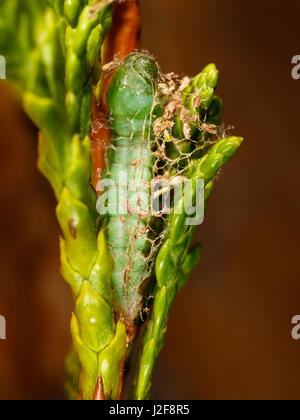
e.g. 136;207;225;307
101;53;160;326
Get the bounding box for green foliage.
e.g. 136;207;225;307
131;136;243;400
0;0;129;400
173;63;219;139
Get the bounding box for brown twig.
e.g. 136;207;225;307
91;0;141;192
92;374;106;400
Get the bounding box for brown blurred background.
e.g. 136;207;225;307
0;0;300;400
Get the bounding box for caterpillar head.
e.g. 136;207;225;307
107;52;159;121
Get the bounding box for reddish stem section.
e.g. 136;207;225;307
91;0;141;192
117;354;127;400
78;369;83;401
92;374;106;400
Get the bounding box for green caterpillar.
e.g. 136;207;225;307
99;53;160;327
